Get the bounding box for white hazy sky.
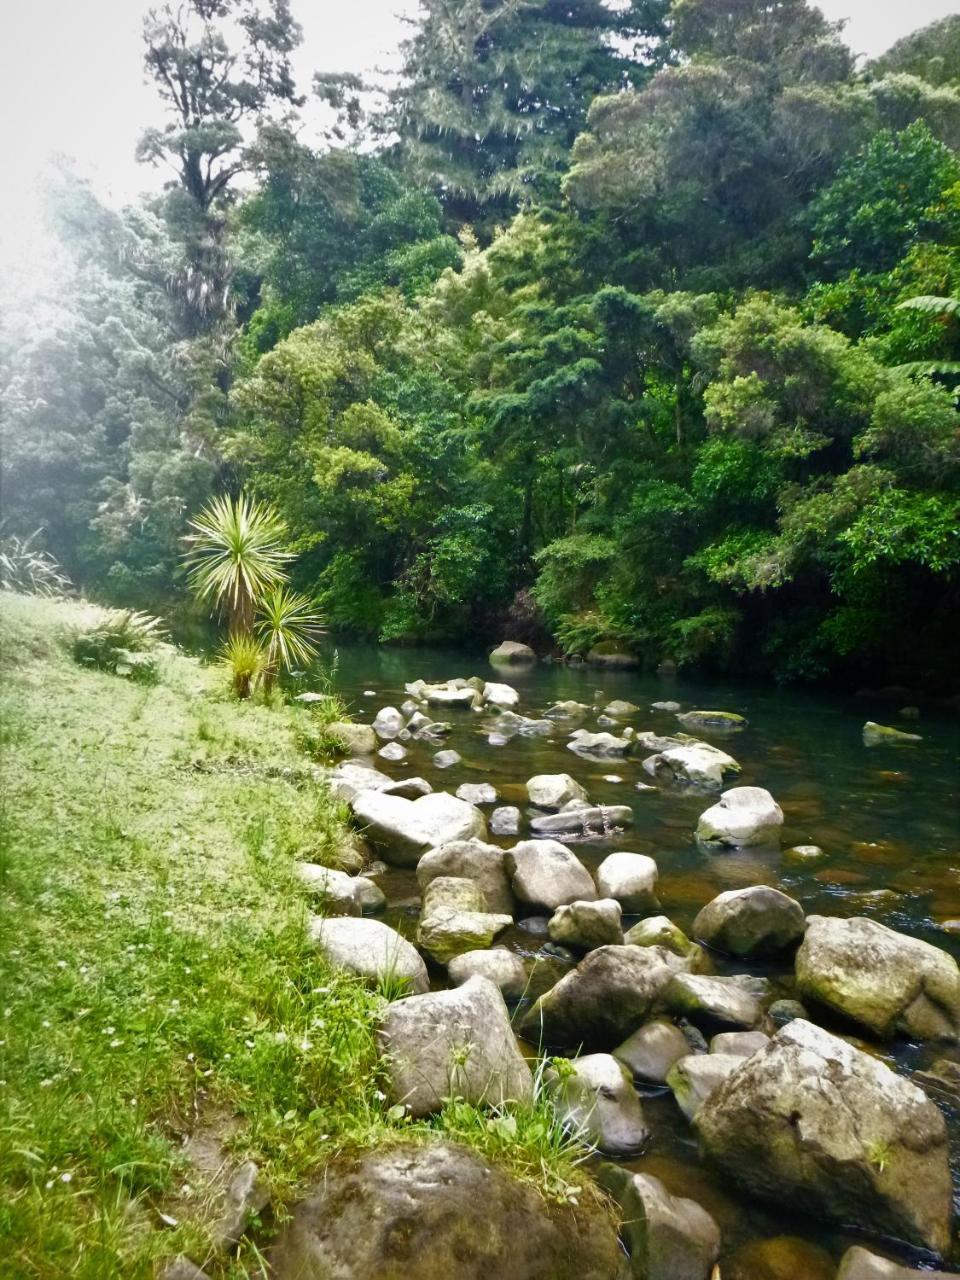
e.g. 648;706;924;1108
0;0;957;263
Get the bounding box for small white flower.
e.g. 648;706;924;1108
60;1173;72;1183
56;961;67;969
40;1079;53;1088
109;1038;122;1048
41;1020;50;1029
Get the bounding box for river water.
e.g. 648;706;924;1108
306;641;960;1275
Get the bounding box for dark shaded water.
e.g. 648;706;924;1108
307;642;960;1274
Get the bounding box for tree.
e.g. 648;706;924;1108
138;0;303;329
869;15;960;88
390;0;668;232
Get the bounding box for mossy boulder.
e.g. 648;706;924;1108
863;721;923;746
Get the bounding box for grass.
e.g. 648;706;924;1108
0;594;594;1278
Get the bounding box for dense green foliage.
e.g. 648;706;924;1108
2;0;959;687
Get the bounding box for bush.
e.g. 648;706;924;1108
70;608;164;682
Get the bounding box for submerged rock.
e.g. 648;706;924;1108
676;710;747;731
529;804;633;838
548;898;624;950
604;700;640;716
351;790;487;866
795;915;960;1041
693;886;805;958
597;852;660;914
519;944;689;1050
377;976;533;1117
694;1019;953;1255
696;786;784;847
268;1141;622;1280
567;729;633;758
447;948;530;999
650;700;681;712
544;1053;649;1155
417;838;514;915
863;721;923;746
307;916;429;995
726;1237;835;1280
506;839;596;911
837;1245;956;1279
614;1018;692;1084
543;700;591;719
597;1166;720;1280
643;742;741;791
526;772;588;810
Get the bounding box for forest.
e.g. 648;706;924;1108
3;0;960;688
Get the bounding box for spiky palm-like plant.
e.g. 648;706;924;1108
255;586;325;693
218;631;265;700
183;494;292;633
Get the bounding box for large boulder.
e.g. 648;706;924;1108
307;917;429;995
529;805;633;838
660;973;764;1031
417;837;514;915
483;681;519;708
416;878;512;965
837;1246;955;1280
548;899;624;950
643;742;741;791
694;1019;953;1254
268;1141;623;1280
372;706;405;740
696;786;784;847
544;1053;649;1155
519;945;689;1050
377;976;533;1117
693;886;805;958
506;839;597;912
795;915;960;1041
325;760;394;803
596;852;660;914
447;948;530;1000
614;1019;692;1084
328;721;378;757
351;790;487;866
526;773;588;810
567;730;633;758
597;1166;720;1280
490;640;536;665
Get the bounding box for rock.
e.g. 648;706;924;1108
863;721;923;746
635;730;687;751
597;1165;720;1280
268;1141;622;1280
325;760;394;803
215;1159;269;1250
604;700;640;716
676;710;747;731
455;782;498;805
694;1019;953;1254
433;749;462;768
489;640;536;664
294;691;326;704
529;805;633;838
586;648;639;669
417;877;512;964
548;899;624;950
545;1054;649;1155
795;915;960;1041
660;973;763;1031
696;786;784;847
603;774;623;784
596;853;660;914
710;1030;769;1055
693;886;805;957
328;721;377;757
783;843;826;864
625;916;700;960
490;805;521;836
417;838;514;915
899;705;921;720
404;679;427;698
651;700;681;712
643;742;741;791
518;915;551;937
424;686;478;709
543;700;590;719
526;772;588;810
667;1053;745;1121
380;776;432;799
768;998;807;1026
351;790;487;867
837;1245;956;1280
505;839;597;911
372;706;405;740
295;862;363;916
519;945;689;1050
307;916;429;994
159;1258;212;1280
614;1018;693;1084
726;1237;836;1280
567;729;632;758
483;681;519;708
447;948;530;999
378;741;408;762
413;720;453;740
914;1057;960;1106
400;698;419;716
377;976;533;1116
352;876;387;913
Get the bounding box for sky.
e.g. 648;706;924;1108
0;0;957;264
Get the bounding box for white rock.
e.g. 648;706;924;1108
506;840;597;911
596;852;660;914
526;773;588;810
696;786;784;847
483;681;519;708
307;916;429;994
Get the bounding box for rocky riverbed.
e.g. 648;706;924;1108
280;647;960;1278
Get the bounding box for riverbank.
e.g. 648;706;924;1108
0;595;591;1278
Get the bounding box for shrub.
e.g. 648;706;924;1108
70;609;164;682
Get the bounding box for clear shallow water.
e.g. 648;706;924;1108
306;642;960;1272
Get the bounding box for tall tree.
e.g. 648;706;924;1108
390;0;668;232
138;0;303;330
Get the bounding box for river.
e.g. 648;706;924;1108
306;640;960;1275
